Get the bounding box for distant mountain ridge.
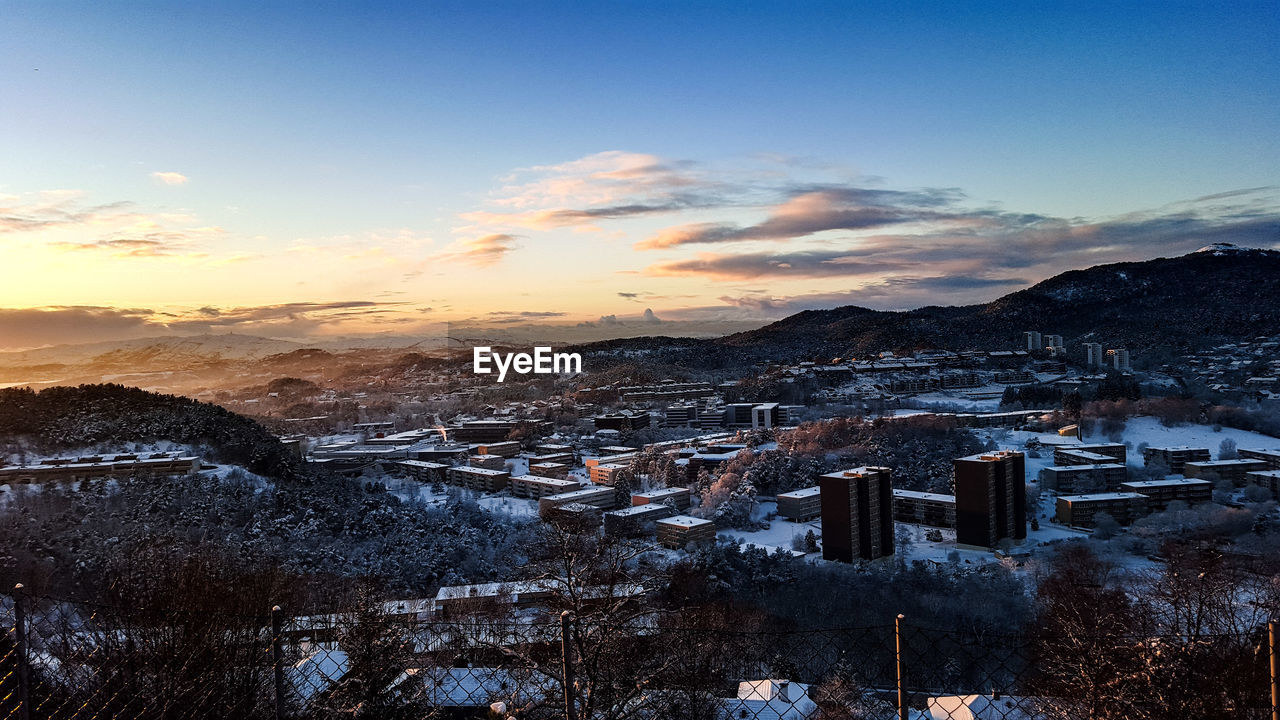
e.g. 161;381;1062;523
580;245;1280;365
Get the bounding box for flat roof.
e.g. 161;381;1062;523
657;514;714;529
1185;459;1268;467
1121;478;1213;488
634;487;689;498
1046;463;1127;472
778;486;822;499
892;489;956;503
1059;492;1146;502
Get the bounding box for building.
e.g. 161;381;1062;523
534;442;574;456
1052;449;1118;466
719;680;816;720
396;460;449;485
1183;459;1269;486
1045;335;1064;352
603;504;675;537
474;441;521;458
447;466;510;492
593;412;651;432
1024;331;1042;352
1247;470;1280;500
1055;492;1149;528
468;454;506;470
750;403;781;429
508;475;581;499
776;486;822;522
819;466;895;562
664;403;700;428
891;489;957;529
1040;463;1128;493
545;502;603;528
655;515;717;549
528;461;570;479
1106;348;1131;372
1054;443;1127;464
538;486;617;513
1120;478;1213;511
1239;448;1280;470
1084;342;1105;367
631;486;691;511
0;452;202;484
954;451;1026;548
1142;446;1211;475
589;463;629;486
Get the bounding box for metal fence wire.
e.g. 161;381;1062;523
1;584;1278;719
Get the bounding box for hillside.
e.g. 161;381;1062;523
0;384;306;481
581;245;1280;366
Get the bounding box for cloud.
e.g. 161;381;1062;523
434;234;519;266
458;151;733;235
150;171;189;186
0;301;420;350
1;190;227;260
635;187;965;249
644;250;906;280
641;308;662;324
639;188;1280;285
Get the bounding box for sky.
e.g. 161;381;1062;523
1;1;1278;348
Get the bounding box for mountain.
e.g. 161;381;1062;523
581;245;1280;366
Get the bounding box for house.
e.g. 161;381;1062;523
719;680;816;720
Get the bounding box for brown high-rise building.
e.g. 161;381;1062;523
954;451;1026;548
819;466;894;562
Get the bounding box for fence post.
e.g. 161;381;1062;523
895;613;907;720
12;585;30;720
1270;619;1278;720
561;610;576;720
271;605;286;720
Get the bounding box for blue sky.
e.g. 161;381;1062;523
1;1;1277;346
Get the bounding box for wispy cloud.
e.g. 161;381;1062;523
150;171;189;186
434;233;519;266
0;301;418;350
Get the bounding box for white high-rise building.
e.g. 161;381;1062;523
1044;334;1064;351
1024;331;1042;351
1084;343;1105;367
1107;348;1131;372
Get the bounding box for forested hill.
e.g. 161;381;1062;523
0;384;306;481
576;244;1280;367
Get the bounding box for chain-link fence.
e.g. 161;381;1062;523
1;584;1277;719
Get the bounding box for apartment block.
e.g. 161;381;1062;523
954;451;1026;548
1120;478;1213;511
0;452;202;484
656;515;717;549
475;441;522;458
631;486;691;511
528;462;570;479
1239;448;1280;470
1053;443;1126;465
820;466;895;562
603;504;675;537
397;459;449;485
468;454;507;470
892;489;957;529
1055;492;1149;528
537;486;617;513
1183;459;1269;486
508;475;582;500
447;466;510;492
1041;463;1128;493
1142;446;1210;475
776;486;822;522
589;463;629;486
1247;470;1280;500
